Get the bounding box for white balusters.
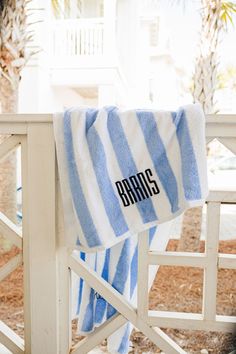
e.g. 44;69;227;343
51;18;105;58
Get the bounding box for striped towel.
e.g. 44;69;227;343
71;221;173;353
53;104;208;252
53;104;208;353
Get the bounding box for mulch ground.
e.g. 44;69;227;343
0;240;235;354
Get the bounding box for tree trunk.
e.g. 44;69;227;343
0;76;19;113
177;207;203;252
0;76;18;250
178;0;222;252
193;0;222;114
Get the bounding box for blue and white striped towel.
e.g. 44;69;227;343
53;104;208;353
71;221;173;354
54;104;208;252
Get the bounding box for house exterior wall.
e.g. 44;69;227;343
19;0;119;112
18;0;164;112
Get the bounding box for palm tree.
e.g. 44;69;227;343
193;0;236;113
177;0;236;252
0;0;34;248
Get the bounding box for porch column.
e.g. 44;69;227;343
98;84;116;106
19;0;54;113
22;123;59;354
103;0;117;58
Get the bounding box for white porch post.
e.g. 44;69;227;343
98;84;116;106
19;0;54;113
22;123;59;354
103;0;117;58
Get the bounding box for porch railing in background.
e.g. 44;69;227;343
51;18;105;59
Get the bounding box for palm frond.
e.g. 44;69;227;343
0;0;35;88
51;0;65;19
220;1;236;28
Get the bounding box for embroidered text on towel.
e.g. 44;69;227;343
115;168;160;207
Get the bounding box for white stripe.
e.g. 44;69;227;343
94;108;142;231
152;110;186;209
119;110;172;219
53;113;85;248
71;109;116;247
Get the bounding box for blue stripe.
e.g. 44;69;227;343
85;108;98;134
107;107;158;223
81;288;95;332
129;226;157;297
94;249;110;324
86;110;129;238
171;109;202;200
76;252;85;315
117;323;131;354
63;110;101;247
81;253;98;332
130;244;138;298
136;110;179;213
149;225;157;243
107;238;131;319
76;236;82;247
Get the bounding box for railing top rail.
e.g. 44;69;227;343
206;114;236;123
0;113;235;124
51;17;105;25
0;114;53;123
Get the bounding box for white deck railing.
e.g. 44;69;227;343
51;18;106;59
0;114;236;354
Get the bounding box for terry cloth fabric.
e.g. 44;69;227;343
53;104;208;353
53;104;208;253
71;221;173;354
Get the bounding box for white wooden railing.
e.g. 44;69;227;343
0;114;236;354
51;18;106;59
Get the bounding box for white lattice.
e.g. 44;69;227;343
0;135;24;354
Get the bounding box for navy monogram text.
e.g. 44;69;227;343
115;168;160;207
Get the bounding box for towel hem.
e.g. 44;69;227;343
68;196;208;254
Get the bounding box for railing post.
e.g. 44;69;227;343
56;179;72;354
203;201;221;321
137;230;149;320
22;122;59;354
